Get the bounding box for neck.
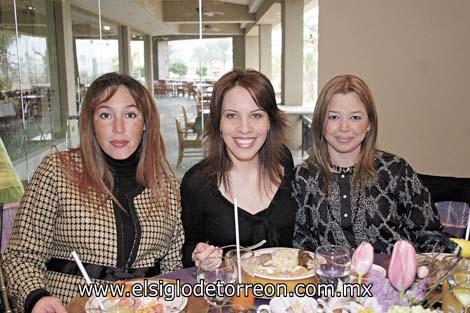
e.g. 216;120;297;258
328;147;360;167
104;149;140;177
229;156;259;174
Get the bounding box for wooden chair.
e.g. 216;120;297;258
183;83;196;99
181;106;195;130
154;80;171;97
175;119;202;168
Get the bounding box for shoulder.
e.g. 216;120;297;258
280;145;294;174
181;159;212;189
36;150;79;174
291;161;321;185
374;150;416;176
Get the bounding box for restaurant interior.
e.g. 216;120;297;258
1;0;470;312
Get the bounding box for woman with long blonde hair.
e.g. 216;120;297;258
292;74;455;254
3;73;183;313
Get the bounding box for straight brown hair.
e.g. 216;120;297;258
64;72;174;208
307;74;378;192
203;69;288;195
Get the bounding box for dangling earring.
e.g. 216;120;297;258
143;124;147;131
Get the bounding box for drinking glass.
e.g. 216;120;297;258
315;245;351;291
197;256;238;312
225;249;256;311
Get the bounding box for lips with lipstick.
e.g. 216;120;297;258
335;136;354;143
110;139;130;148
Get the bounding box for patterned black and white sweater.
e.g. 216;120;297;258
3;151;183;312
291;151;455;254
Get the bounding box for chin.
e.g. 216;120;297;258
104;150;133;160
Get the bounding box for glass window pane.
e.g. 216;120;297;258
1;0;63;164
72;6;119;86
303;1;319;106
130;31;145;84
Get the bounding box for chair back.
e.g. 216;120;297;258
175;118;184;143
418;173;470;238
182;106;190;126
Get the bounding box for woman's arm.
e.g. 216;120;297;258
3;154;62;311
159;176;184;273
397;160;457;252
291;164;319;252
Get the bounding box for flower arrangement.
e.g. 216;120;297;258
263;241;463;313
328;240;456;313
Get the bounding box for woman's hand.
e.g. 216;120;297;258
32;296;67;313
192;242;222;267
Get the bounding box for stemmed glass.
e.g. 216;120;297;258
449;259;470;313
197;256;238;312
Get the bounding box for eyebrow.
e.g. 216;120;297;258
95;104;139;110
328;110;365;114
223;108;264;113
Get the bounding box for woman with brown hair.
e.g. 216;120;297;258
3;73;183;313
292;74;455;254
181;69;296;267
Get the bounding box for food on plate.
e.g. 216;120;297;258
101;281;165;313
254;249;316;277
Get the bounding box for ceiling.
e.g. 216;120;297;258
70;0;281;37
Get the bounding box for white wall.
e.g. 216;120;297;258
318;0;470;177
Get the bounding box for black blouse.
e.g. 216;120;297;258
291;151;456;254
181;152;296;267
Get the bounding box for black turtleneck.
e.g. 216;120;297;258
105;149;144;270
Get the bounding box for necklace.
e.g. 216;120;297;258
330;163;355;174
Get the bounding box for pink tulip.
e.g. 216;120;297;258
388;240;417;292
352;242;374;276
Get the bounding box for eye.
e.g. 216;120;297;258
98;112;112;119
328;114;339;120
225;113;237;119
125;112;138;119
252;112;264;119
351;115;363;121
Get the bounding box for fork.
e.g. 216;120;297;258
220;239;267;251
191;239;267;276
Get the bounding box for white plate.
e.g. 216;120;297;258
252;247;316;280
85;280;187;313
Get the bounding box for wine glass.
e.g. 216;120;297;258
450;259;470;313
315;245;351;293
197;256;238;312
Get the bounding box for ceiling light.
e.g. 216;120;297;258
103;25;111;31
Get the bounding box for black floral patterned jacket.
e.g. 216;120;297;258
3;151;183;312
291;151;455;254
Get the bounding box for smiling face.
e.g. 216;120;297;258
324;92;370;166
93;86;144;160
220;85;270;164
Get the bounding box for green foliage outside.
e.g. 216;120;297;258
169;60;188;78
196;66;207;77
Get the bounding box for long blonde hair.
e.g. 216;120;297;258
307;74;378;192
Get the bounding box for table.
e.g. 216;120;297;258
66;274;208;313
66;255;391;312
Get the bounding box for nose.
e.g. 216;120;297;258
236;117;253;134
113;117;125;133
340;119;350;132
